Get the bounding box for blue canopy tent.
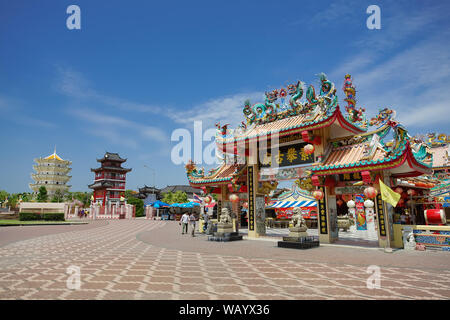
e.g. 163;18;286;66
149;200;170;220
170;202;200;208
151;200;170;208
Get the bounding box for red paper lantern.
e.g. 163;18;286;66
364;186;378;199
311;175;320;186
395;187;403;194
229;194;240;203
313;136;321;145
312;189;324;201
361;171;371;184
301;130;310;142
304;144;315;155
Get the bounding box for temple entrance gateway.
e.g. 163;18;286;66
185;73;433;249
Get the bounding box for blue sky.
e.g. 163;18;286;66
0;0;449;193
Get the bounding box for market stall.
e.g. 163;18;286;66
266;186;317;228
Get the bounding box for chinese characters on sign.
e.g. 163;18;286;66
247;166;255;231
317;186;328;234
339;172;363;181
376;194;386;237
259;143;314;168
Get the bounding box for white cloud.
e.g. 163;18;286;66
168;91;264;129
68;107;167;145
56;67;164;114
86;128;139;149
332;32;450;128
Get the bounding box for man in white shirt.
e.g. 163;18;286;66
181;212;190;234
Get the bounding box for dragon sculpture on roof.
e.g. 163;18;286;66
241;73;339;126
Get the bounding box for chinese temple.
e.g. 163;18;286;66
88;152;132;207
185;73;434;248
29;149;72;196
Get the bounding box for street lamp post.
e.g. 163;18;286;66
143;165;156;194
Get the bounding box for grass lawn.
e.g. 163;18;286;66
0;220;88;226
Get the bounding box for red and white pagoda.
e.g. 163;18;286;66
89;152;132;207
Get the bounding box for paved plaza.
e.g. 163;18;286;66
0;220;449;300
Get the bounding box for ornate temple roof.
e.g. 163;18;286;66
97;152;127;163
90;166;132;173
311;119;433;177
318;142;387;170
88;180;114;189
45;152;63;161
186;162;246;186
215;73;368;152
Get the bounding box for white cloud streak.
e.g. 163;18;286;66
168;91;264;130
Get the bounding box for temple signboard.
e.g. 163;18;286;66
259;165;314;181
259;142;314;168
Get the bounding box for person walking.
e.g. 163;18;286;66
181;212;189;234
189;212;197;237
202;211;209;232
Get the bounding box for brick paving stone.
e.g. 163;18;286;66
0;220;449;300
139;292;174;299
111;282;143;291
149;276;176;283
210;284;246;293
144;283;174;291
178;284;209;292
178;293;213;300
244;285;281;294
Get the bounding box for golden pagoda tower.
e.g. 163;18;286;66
29;148;72;196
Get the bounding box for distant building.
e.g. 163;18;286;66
29;149;72;196
160;185;203;199
136;185;161;205
88;152;132;207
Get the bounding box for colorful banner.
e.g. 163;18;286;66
355;194;367;230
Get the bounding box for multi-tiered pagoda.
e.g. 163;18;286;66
29;149;72;196
88;152;132;207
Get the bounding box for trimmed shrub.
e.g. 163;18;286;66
19;212;41;221
42;213;65;221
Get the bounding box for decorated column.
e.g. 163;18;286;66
315;187;332;243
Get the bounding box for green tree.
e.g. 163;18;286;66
126;196;144;217
162;191;174;204
162;191;188;204
51;190;65;203
5;193;20;209
124;189;138;199
64;191;73;202
20;193;31;202
0;190;9;202
36;186;48;202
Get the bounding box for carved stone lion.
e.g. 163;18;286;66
219;208;232;225
291;208;307;229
